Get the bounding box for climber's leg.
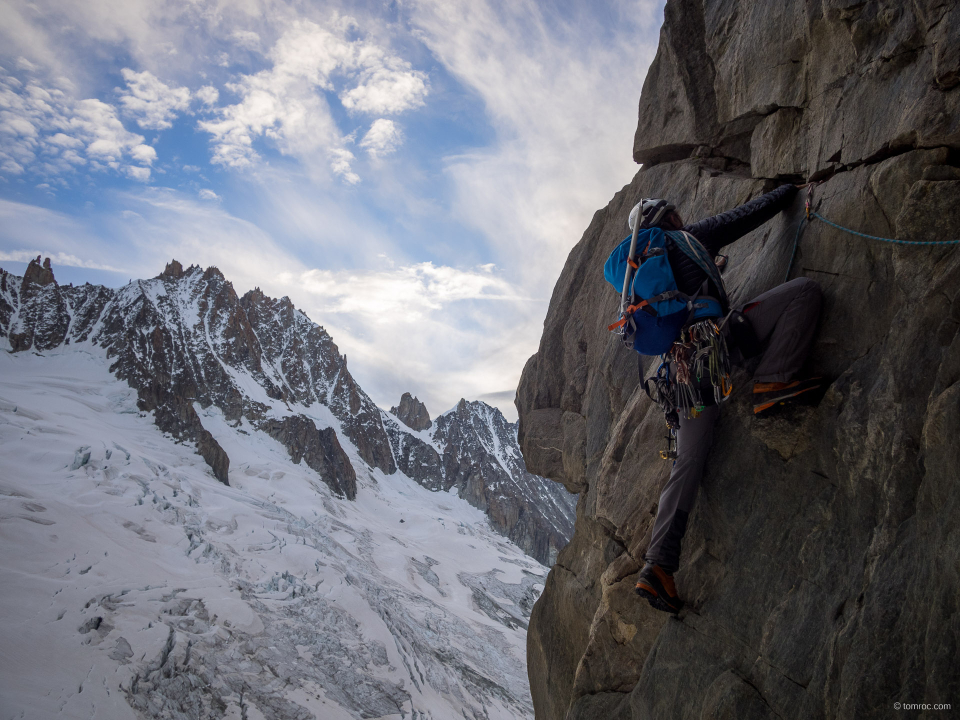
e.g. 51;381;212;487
645;404;720;574
742;277;822;383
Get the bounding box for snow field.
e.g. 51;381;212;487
0;348;544;719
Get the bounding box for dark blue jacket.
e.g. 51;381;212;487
670;184;798;298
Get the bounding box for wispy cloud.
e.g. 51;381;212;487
288;261;519;317
198;18;427;180
406;0;661;287
0;248;123;272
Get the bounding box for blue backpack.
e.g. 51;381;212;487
604;227;727;356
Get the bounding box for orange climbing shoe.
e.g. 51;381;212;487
752;377;823;416
635;563;683;614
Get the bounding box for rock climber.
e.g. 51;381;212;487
606;184;823;614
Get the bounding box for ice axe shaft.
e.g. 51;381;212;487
620;204;642;313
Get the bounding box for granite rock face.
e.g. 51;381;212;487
384;398;578;566
518;2;960;718
390;392;432;431
261;416;357;500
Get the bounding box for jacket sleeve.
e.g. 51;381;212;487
682;184;799;255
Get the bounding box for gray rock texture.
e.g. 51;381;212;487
518;2;960;718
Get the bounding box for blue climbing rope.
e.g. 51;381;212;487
810;212;960;246
784;189;960;281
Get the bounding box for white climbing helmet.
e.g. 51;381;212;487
628;198;675;232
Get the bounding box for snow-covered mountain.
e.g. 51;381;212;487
385;395;575;566
0;257;578;719
0;257;574;562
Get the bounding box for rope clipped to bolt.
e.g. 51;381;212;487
784;182;960;282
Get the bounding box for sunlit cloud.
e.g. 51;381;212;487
360;118;402;158
0;71;156;181
198;18;427;180
0;248;123;272
117;69;190;130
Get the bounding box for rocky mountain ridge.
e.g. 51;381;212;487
0;258;574;564
518;1;960;718
385;397;576;566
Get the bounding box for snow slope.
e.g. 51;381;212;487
0;348;544;719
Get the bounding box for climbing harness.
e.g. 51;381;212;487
643;317;734;460
785;182;960;281
605;200;739;461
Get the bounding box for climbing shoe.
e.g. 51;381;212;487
752;377;823;416
635;563;683;614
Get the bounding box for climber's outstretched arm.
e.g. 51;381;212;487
683;184;798;255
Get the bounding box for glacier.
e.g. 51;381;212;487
0;346;544;719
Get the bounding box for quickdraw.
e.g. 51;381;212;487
644;317;734;461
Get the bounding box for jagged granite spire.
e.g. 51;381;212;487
390;392;432;431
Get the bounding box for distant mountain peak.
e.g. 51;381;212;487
391;392;432;431
23;255;57;287
1;259;575;564
385;394;576;565
160;259;185;279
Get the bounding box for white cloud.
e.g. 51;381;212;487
117;68;190;130
0;248;122;272
360;118;402;158
406;0;662;291
0;74;155;182
329;147;361;184
198;18;427;180
195;85;219;106
125;166;151;182
198;189;220;200
338;60;428;116
129;144;157;165
291;262;518;317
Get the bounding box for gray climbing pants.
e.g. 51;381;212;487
646;277;821;573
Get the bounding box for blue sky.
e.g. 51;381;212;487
0;0;664;421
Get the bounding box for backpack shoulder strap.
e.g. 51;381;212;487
664;230;729;310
